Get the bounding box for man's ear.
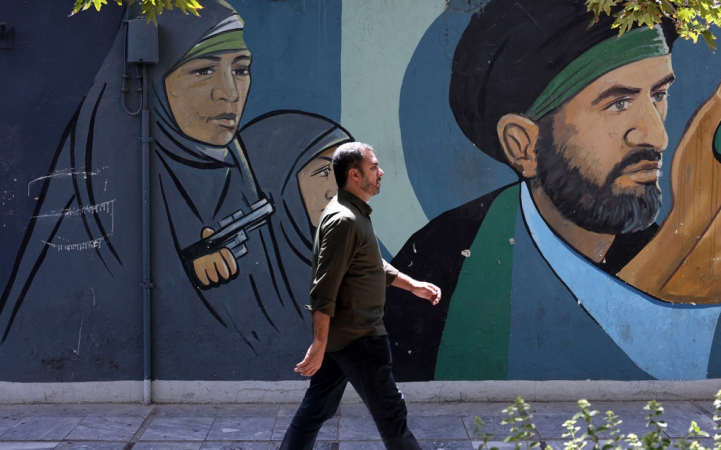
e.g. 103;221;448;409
347;168;361;184
497;114;541;178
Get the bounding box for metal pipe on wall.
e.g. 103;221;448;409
125;13;158;405
141;63;152;406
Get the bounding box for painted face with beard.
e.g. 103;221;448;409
529;56;674;235
534;123;662;234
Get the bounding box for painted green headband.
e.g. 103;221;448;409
526;25;669;121
174;28;247;70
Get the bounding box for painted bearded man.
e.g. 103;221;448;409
385;0;721;382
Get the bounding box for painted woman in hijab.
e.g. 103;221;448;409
0;0;310;381
148;3;316;380
239;110;353;295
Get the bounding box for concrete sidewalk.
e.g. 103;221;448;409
0;400;717;450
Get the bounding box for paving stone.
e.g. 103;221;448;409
140;417;215;441
65;415;144;441
339;416;381;441
0;416;21;436
408;403;507;417
525;402;582;416
419;440;475;449
206;416;277;441
408;416;470;440
471;441;518;450
533;414;585;440
55;443;128;450
583;401;716;438
279;404;341;418
338;442;385;450
0;404;152;417
272;416;339;441
592;402;657;415
269;442;334;449
201;443;271;450
154;405;229;417
541;439;574;450
209;404;281;417
609;411;660;437
133;443;203;450
155;404;279;418
662;409;716;437
0;416;83;441
338;404;372;418
462;414;513;440
0;444;58;450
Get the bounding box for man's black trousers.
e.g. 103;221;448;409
279;335;421;450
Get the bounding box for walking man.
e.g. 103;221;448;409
280;142;442;449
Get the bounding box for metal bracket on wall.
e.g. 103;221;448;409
0;23;13;49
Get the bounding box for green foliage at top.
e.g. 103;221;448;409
585;0;721;50
72;1;719;50
72;0;202;22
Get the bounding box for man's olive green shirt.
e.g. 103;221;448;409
309;189;399;352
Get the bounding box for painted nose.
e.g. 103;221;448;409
624;98;668;151
212;69;239;102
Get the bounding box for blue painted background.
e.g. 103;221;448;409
1;0;721;384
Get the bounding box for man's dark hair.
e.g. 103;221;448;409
332;142;372;188
449;0;677;165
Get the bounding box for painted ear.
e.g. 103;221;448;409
497;114;540;178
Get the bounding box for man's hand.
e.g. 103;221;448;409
392;273;441;305
410;281;441;305
294;311;331;377
294;341;326;377
192;227;238;288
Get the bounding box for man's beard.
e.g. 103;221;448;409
533;124;662;235
359;169;380;196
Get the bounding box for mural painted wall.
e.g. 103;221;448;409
2;0;721;384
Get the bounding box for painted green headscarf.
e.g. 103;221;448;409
171;14;248;72
526;25;669;121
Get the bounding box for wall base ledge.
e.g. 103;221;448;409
0;380;719;404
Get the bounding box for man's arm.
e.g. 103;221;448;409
295;311;330;377
391;272;441;305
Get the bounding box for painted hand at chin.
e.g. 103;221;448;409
619;81;721;304
192;227;239;288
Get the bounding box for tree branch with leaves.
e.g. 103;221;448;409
72;0;202;23
586;0;721;49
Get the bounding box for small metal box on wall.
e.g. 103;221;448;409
126;18;159;64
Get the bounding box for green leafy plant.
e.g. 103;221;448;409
474;391;721;450
501;396;542;450
585;0;721;49
72;0;202;22
474;417;500;450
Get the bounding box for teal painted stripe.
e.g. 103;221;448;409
434;185;519;380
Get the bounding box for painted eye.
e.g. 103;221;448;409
233;68;250;77
311;164;331;178
652;91;669;102
609;99;629;112
192;67;214;76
